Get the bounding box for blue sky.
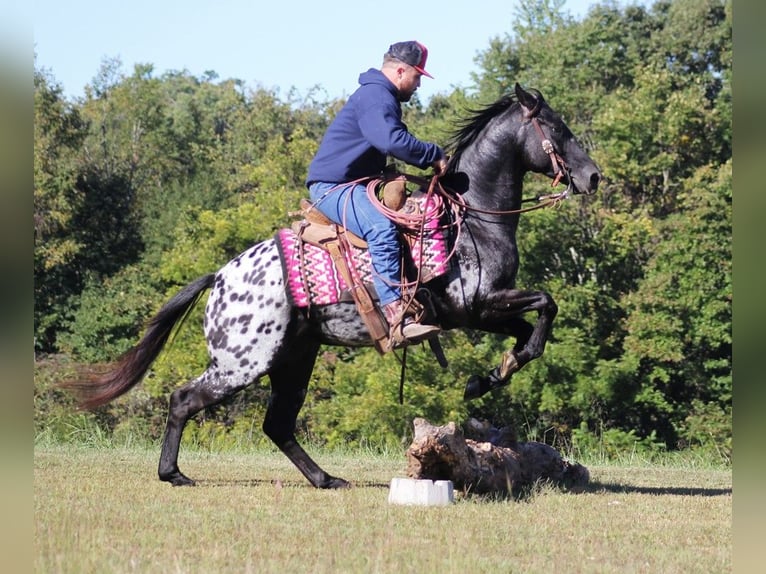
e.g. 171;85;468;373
33;0;621;103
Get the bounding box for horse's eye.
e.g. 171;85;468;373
539;118;561;134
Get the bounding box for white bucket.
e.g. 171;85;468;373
388;478;454;506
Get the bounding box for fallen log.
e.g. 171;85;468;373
405;417;589;495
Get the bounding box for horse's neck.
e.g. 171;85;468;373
453;149;525;254
460;163;525;214
458;120;525;213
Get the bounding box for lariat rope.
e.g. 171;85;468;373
364;168;572;293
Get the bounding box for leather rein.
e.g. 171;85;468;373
446;101;575;217
374;102;574;225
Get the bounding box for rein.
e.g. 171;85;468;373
458;108;576;217
367;102;574;221
368;166;571;224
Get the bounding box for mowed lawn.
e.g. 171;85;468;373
34;445;731;573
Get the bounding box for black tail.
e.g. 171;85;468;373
61;274;216;410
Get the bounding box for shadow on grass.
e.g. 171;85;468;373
194;478;391;489
191;479;731;500
584;482;732;497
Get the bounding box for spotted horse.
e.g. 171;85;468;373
63;84;601;488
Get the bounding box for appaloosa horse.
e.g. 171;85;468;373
65;83;601;488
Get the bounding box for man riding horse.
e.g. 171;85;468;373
306;41;447;345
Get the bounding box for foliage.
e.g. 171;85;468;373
34;67;87;351
307;333;490;449
34;356;115;446
614;160;732;452
33;0;731;460
570;422;667;462
56;264;161;362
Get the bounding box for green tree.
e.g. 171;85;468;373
615;160;731;448
56;264;161;362
34;66;86;351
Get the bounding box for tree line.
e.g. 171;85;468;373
34;0;731;461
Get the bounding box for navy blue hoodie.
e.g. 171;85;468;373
306;68;444;185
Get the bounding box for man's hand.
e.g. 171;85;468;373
432;156;449;176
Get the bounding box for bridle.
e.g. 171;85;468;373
524;98;571;190
365;98;575;229
428;98;575;218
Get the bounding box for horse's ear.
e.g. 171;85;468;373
515;83;539;115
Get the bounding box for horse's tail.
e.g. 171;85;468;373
62;273;217;410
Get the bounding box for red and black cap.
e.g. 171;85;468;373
386;41;433;78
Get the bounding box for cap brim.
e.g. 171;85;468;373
414;66;434;79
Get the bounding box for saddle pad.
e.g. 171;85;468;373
276;228;373;307
275;203;450;308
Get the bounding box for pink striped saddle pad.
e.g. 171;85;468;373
275;196;451;308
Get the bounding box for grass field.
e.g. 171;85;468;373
34;444;731;573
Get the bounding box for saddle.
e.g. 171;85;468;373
289;178;442;355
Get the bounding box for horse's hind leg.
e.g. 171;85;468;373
263;338;350;489
158;367;249;486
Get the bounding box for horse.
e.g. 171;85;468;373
64;83;601;489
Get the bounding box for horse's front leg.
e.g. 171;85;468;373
463;289;557;400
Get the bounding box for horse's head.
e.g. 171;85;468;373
515;83;601;195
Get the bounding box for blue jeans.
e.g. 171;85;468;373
308;182;401;306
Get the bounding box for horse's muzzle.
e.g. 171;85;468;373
571;169;601;195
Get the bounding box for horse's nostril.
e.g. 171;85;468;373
590;172;601;189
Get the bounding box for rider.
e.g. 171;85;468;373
306;41;447;344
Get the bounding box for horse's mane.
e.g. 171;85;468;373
447;93;518;166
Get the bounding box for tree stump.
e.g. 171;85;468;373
405;417;589;495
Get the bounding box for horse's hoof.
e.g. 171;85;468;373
321;476;352;489
464;375;491;400
464;372;510;400
160;472;197;487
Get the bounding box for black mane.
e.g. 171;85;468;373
447;94;517;166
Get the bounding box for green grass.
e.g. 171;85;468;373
34;444;731;573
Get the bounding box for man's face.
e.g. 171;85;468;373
397;65;423;102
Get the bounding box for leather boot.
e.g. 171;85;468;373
383;299;440;346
